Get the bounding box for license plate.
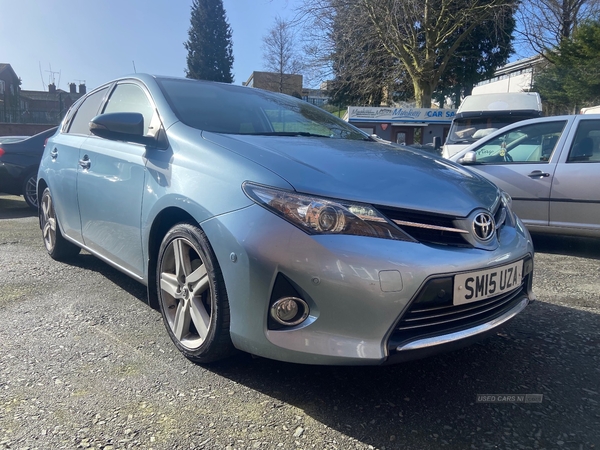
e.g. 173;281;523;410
453;260;523;305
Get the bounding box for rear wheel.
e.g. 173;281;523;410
156;223;234;363
22;171;38;209
40;188;81;260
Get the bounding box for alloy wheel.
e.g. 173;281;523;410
159;237;212;350
41;191;57;252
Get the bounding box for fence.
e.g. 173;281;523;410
0;107;63;125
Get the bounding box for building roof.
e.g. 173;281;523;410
20;89;82;102
0;63;19;80
492;56;542;77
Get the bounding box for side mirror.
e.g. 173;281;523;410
458;151;477;165
89;112;155;146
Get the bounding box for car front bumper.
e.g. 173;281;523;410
201;204;535;365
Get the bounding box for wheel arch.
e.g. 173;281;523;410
37;177;49;227
146;206;198;310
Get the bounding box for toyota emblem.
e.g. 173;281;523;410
472;212;495;241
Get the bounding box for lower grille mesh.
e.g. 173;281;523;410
389;272;531;348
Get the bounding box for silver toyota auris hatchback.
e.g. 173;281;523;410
38;75;535;365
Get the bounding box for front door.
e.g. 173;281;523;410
466;119;569;228
77;82;155;278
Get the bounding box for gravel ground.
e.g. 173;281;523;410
0;194;599;450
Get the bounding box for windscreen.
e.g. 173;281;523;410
446;116;536;145
157;78;369;141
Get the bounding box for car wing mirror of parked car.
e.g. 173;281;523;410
90;112;157;147
458;151;477;165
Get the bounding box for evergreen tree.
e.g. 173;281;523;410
433;12;516;108
184;0;234;83
534;20;600;114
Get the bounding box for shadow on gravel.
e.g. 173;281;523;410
532;233;600;260
64;253;148;305
0;195;36;219
203;301;600;449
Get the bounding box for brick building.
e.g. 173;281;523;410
0;63;86;135
243;71;303;98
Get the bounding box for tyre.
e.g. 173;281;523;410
22;170;38;209
156;223;234;363
40;188;81;260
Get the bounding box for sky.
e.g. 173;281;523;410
0;0;301;92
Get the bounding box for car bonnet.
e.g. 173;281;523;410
203;132;499;217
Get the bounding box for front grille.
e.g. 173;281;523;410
388;267;532;350
398;285;524;332
377;198;509;248
376;207;470;247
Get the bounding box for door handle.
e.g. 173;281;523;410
50;149;58;160
79;156;91;170
527;170;550;178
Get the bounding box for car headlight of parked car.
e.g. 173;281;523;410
243;182;414;241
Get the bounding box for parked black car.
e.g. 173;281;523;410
0;127;57;209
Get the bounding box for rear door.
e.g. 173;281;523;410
549;117;600;235
77;81;156;278
464;119;571;228
43;86;110;243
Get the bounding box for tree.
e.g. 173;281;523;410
262;16;303;93
433;14;516;108
298;0;518;108
184;0;234;83
327;2;411;106
534;20;600;114
515;0;600;58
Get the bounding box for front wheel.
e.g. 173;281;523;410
40;188;81;261
156;223;234;363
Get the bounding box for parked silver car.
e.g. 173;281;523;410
38;75;534;365
449;115;600;238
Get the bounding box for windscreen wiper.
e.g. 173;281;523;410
249;131;331;138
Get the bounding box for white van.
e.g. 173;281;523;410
580;105;600;114
442;92;542;158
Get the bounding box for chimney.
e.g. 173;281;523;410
48;83;56;93
78;83;86;95
69;83;76;94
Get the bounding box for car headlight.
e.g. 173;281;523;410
500;190;517;226
242;182;414;241
500;190;513;209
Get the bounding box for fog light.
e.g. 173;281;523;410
270;297;309;326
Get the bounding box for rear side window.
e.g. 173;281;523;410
567;119;600;163
68;87;109;135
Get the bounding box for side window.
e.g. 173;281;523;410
103;83;154;136
67;87;109;135
567;120;600;163
61;101;81;133
474;121;566;164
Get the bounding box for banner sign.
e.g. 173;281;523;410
347;107;456;123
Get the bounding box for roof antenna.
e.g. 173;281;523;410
132;61;137;73
39;62;44;89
